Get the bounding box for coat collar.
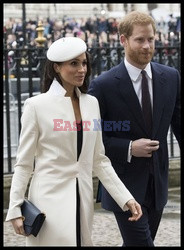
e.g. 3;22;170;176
47;79;82;98
124;57;152;81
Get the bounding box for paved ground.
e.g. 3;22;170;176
3;188;180;247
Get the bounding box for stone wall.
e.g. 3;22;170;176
3;3;180;22
3;3;113;21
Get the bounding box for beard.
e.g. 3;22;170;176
127;45;155;66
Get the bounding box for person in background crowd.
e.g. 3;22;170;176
4;15;180;49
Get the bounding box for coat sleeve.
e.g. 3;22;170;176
5;98;39;221
92;99;134;211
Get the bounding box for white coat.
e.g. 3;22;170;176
6;79;134;246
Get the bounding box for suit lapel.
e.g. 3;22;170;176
116;61;147;135
151;63;167;137
116;61;167;138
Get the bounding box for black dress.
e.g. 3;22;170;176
76;121;83;247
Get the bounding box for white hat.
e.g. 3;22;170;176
47;37;87;62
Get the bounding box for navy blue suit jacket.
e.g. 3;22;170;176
88;60;180;212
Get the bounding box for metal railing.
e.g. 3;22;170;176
3;23;181;174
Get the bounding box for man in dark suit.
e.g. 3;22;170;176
88;11;180;246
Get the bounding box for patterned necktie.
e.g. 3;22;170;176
141;70;152;136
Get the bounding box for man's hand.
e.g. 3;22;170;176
126;199;143;221
132;138;159;158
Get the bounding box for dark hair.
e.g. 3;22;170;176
41;52;91;93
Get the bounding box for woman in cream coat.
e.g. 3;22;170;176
6;37;142;246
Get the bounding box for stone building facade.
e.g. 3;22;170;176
3;3;180;22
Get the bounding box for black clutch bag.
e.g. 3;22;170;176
21;199;46;237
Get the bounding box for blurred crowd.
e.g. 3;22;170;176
4;14;181;49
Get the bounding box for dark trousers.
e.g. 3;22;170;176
114;175;163;246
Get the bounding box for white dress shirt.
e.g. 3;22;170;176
124;58;153;162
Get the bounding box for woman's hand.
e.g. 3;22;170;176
126;199;143;221
11;217;27;236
